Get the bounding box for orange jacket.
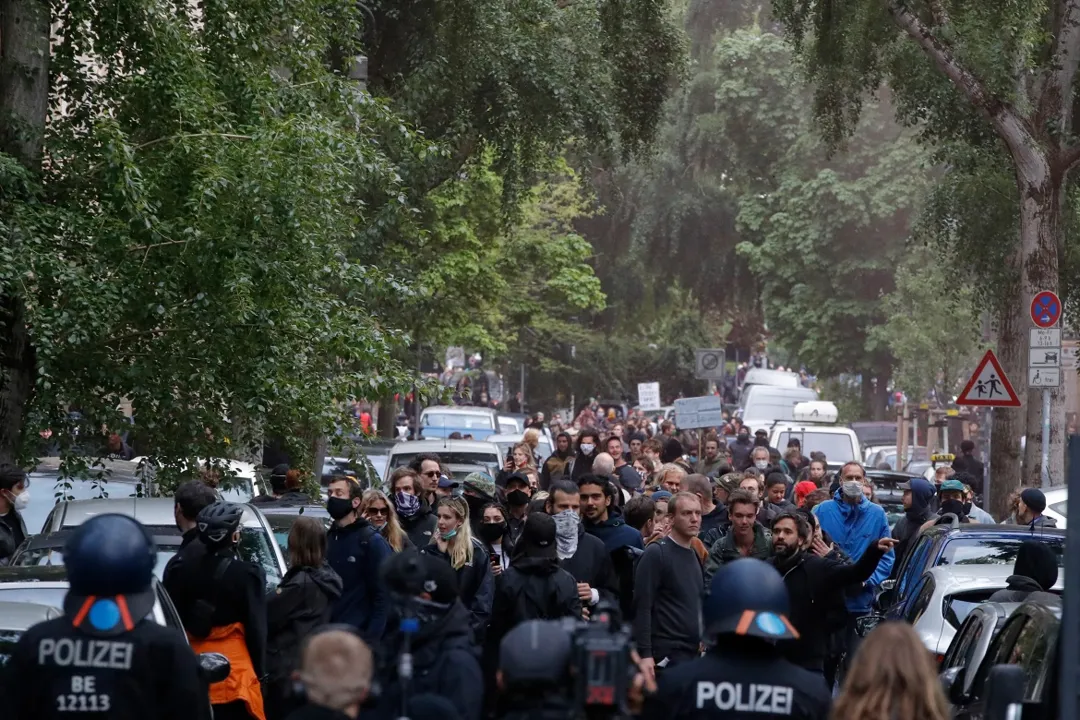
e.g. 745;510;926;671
189;622;265;720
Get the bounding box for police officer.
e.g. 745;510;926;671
3;513;209;719
642;558;831;720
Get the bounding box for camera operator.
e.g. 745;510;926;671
642;558;831;720
287;630;372;720
374;549;483;720
495;620;576;720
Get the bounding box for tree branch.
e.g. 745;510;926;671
1059;143;1080;170
1037;0;1080;140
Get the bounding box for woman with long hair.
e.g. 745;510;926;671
265;516;342;720
571;428;601;480
831;621;950;720
476;502;513;576
360;488;411;552
497;442;537;485
420;496;493;636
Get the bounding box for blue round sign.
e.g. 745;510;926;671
1031;291;1061;328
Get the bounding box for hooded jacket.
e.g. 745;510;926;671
540;435;573;490
988;540;1059;602
558;524;619;607
891;478;937;573
487;556;581;654
570;448;597;480
814;491;894;612
326;517;392;642
375;600;483;720
584;508;644;554
730;437;753;472
702;523;772;594
420;538;494;639
399;498;439;548
266;564;342;680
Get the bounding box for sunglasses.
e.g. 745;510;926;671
366;506;389;516
421;470;440;478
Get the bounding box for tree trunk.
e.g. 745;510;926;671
376;393;397;439
990;290;1026;518
0;0;50;465
873;366;891;421
1013;163;1066;487
860;374;874;420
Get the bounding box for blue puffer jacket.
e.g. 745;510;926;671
326;517;392;642
814;492;894;613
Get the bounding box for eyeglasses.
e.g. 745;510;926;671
366;507;389;516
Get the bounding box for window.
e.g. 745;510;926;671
942;615;984;670
972;616;1031;700
776;432;856;463
1011;617;1054;699
238;527;283;590
944;590;1000;629
421;412;495;430
898;537;933;599
1050;498;1066;517
390;451;500;470
940;537;1065;568
904;576;935;624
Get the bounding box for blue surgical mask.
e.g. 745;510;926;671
441;528;458;540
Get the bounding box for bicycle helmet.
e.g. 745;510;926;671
703;558;798;641
197;501;244;547
63;513;157;635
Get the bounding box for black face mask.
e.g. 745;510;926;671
506;490;530;507
737;435;749;443
963;501;973;515
478;522;507;543
941;499;967;518
327;496;355;521
464;494;487;519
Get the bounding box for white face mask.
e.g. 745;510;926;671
580;443;595;455
754;460;769;470
9;489;29;512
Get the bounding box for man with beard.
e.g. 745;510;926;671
768;511;896;676
890;477;937;575
546;480;618;614
540;432;574;490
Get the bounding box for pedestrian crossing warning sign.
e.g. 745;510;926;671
956;350;1021;407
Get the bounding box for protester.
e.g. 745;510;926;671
361;488;412;552
891;477;937;572
988;539;1060;601
390;467;438;547
703;489;771;592
794;480;818;508
571;428;601;479
547;479;619;612
420;495;494;637
681;473;727;549
502;472;533;545
478;503;514;575
540;431;574;489
1017;487;1058;528
0;464;30;564
579;475;643;552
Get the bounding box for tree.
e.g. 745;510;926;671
0;0;426;477
871;246;984;403
773;0;1080;496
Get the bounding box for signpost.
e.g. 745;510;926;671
637;382;661;411
955;350;1021;407
694;349;726;381
673;395;724;430
1027;290;1061;489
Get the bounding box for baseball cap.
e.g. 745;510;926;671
462;472;497;500
499;620;572;687
381;549;460;605
518;512;558;560
437;475;460;489
940;479;966;493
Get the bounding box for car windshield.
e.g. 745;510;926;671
390;452;499;469
776;432;856;463
940;537;1066;567
421;413;494;430
13;527;282;589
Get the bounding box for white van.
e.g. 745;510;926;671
739;369;801;403
740;385;819;433
768;402;861;470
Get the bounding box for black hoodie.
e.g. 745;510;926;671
487;555;581;661
399;498;439;548
989;540;1059;602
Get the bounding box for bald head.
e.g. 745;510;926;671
299;630;373;714
592;452;615;477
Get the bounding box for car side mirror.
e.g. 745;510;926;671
983;664;1025;720
855;614;885;638
940;666;968;704
198;652;232;685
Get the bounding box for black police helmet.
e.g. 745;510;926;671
63;514;158;633
702;558;798;641
197;501;244;547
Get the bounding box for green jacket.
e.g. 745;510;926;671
703;524;772;594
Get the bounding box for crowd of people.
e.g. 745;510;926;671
0;407;1056;720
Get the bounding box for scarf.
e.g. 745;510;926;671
553;510;581;560
395;491;421;518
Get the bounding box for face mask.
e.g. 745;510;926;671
941;499;966;517
688;455;698;465
478;522;506;543
464;494;487;518
440;527;458;541
9;489;29;512
395;491;421;518
754;460;769;470
738;435;749;443
841;481;862;500
963;501;973;515
369;519;387;531
506;490;529;507
553;509;580;560
326;496;355;521
580;443;595;455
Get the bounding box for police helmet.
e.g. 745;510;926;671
703;558;798;641
197;501;244;547
62;513;158;633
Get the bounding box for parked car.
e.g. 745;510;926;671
867;446;930;472
257;504;331;560
0;601;62;666
944;596;1061;719
939;601;1020;701
31;497;286;589
1042;486;1067;528
419;406;500;440
486;433;553;466
865;469;919;529
383;439;502;482
877;519;1065;617
20;457;149;534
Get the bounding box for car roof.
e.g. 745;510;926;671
927;564;1065;590
421;406;497;416
256;504;329;518
389;439;501;454
925;522;1067;539
0;565;71;583
51;498;264;529
31;457;147;484
0;601;63;629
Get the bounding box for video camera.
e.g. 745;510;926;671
558;601;635;719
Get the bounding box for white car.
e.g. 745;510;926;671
902;564;1064;660
767;402;861;470
1042;486;1067;528
487;433;553;464
32;497;287;588
384;439;502;482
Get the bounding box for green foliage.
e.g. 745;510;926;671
1;0;429;479
871;245;984;402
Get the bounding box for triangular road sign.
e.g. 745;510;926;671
956;350;1021;407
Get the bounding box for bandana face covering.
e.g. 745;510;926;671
395;491;421;518
553;509;580;560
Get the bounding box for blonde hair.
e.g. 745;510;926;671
361;489;408;552
512;442;536;469
658;463;687;485
299;630;372;711
432;496;475;569
831;621;949;720
523;428;540;448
